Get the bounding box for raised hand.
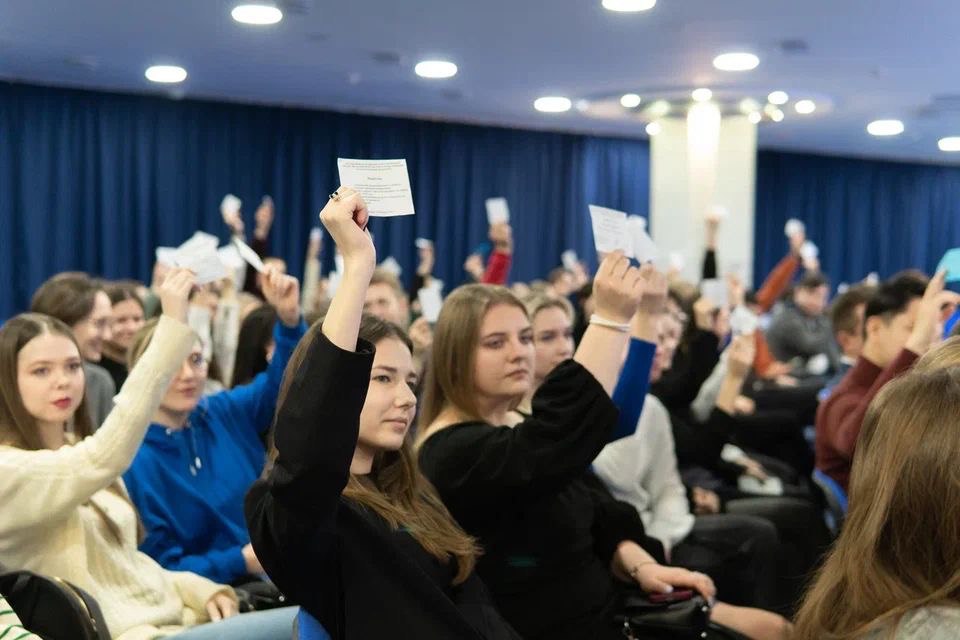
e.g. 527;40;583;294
319;186;375;272
254;197;275;240
159;268;196;324
262;267;301;327
906;271;960;355
727;334;756;380
637;264;668;316
592;251;644;324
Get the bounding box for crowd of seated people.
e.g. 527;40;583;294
2;188;959;640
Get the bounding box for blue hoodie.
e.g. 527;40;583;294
124;319;306;584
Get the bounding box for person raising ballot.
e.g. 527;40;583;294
245;186;521;639
122;266;307;587
0;269;295;639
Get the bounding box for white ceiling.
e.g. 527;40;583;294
3;0;960;163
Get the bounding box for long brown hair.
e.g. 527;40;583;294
418;284;529;431
269;315;480;584
0;313;135;543
30;275;103;327
793;366;960;639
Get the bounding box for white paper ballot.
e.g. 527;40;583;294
415;238;433;249
379;256;403;277
233;236;267;273
588;205;631;256
310;227;323;243
179;231;219;254
628;216;658;263
217;245;245;270
800;241;819;261
337;158;415;217
784;219;805;238
707;205;729;221
561;250;579;271
730;305;759;336
221;194;241;215
174;241;228;285
485;198;510;225
669;251;686;271
156;247;178;267
418;284;444;323
701;279;729;308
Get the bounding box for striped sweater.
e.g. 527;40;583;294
0;316;235;640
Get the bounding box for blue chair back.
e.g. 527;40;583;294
812;468;848;535
296;608;331;640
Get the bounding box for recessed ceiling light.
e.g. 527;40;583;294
692;88;713;102
713;52;759;72
415;60;458;79
602;0;656;12
739;98;760;114
646;99;671;118
748;111;762;124
620;93;642;108
938;137;960;151
645;121;662;136
767;91;789;105
770;108;784;122
534;96;572;113
231;3;283;25
794;99;816;114
145;65;187;83
867;119;904;136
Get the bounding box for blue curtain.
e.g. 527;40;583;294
755;150;960;288
0;82;651;320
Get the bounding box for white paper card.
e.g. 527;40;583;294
701;279;729;308
738;475;784;497
784;218;805;238
485;197;510;225
418;284;444;323
179;231;219;254
379;256;403;277
156;247;178;267
800;241;819;261
730;305;759;336
415;237;433;249
174;241;228;285
561;250;579;271
707;205;729;220
217;245;245;270
588;205;631;256
310;227;323;242
337;158;415;217
233;237;267;273
669;251;686;271
628;216;658;263
221;194;241;215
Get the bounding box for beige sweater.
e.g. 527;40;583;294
0;316;234;640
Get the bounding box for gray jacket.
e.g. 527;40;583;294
865;607;960;639
765;302;841;374
83;362;116;429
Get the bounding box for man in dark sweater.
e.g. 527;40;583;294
815;271;957;491
765;273;840;376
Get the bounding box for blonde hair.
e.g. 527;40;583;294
523;293;574;324
913;336;960;374
127;318;199;370
793;366;960;639
418;284;528;431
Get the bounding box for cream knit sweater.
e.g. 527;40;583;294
0;316;235;640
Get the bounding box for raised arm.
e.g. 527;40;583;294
0;270;196;536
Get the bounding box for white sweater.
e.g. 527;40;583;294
593;394;695;554
0;316;233;640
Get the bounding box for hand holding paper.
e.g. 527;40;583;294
485;198;510;225
233;236;267;273
173;232;227;285
418;282;444;323
937;248;960;283
337;159;415;217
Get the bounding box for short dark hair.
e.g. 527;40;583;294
829;286;873;336
30;274;103;326
798;273;829;291
105;283;145;312
865;274;928;322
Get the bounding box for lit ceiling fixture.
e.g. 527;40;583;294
145;65;187;83
867;119;904;136
713;52;759;72
231;3;283;25
534;96;572;113
414;60;458;79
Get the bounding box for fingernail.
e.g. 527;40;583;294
662;586;674;593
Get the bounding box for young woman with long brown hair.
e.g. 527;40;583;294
0;268;299;639
245;186;520;639
793;357;960;639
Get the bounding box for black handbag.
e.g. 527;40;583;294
233;578;289;612
0;570;111;640
615;591;711;640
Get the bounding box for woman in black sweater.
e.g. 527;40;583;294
415;256;788;639
245;187;519;640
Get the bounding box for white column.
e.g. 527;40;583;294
650;113;757;285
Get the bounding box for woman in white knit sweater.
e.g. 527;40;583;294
0;268;293;640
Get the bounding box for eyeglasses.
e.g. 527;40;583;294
186;353;207;369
